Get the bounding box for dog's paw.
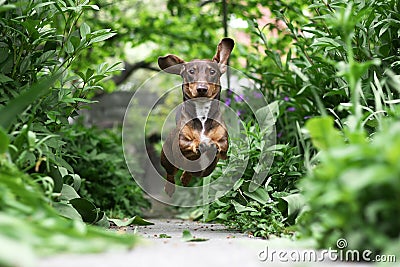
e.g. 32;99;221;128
198;142;217;154
218;151;228;160
164;182;175;197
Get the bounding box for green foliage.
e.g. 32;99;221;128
0;158;138;267
294;0;400;256
62;123;150;218
0;0;130;222
202;119;303;237
237;0;399;144
0;0;146;262
299;117;400;256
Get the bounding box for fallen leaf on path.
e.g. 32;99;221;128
109;216;154;227
182;230;208;242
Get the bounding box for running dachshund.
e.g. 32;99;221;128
158;38;234;197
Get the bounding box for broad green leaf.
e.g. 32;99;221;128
233;178;244;191
52;202;83;221
80;22;90;38
0;3;16;13
231;200;257;213
63;174;81;191
243;183;270;205
54;156;73;172
70;198;100;224
216;213;228;220
279;193;305;219
109;216;154;227
65;40;74;54
305;116;343;150
0;73;13;83
95;212;110;228
182;230;208;242
59;184;80;201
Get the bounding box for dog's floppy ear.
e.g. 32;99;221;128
212;38;234;74
158;54;185;75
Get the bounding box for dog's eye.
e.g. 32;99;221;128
210;69;216;75
188;69;195;75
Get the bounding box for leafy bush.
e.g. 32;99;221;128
294;0;400;256
0;158;138;267
180;108;304;237
62;122;150;218
0;1;147;263
299;116;400;257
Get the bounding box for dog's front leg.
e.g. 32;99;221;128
207;122;229;160
178;125;201;157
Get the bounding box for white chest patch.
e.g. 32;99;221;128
194;101;211;142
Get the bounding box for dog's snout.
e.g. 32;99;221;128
196;84;208;95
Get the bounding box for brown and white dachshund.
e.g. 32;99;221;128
158;38;234;197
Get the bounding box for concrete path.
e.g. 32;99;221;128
37;219;373;267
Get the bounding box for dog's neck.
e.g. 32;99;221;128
176;98;221;126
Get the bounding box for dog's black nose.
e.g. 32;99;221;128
196;84;208;95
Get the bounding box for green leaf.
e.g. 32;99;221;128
27;131;36;148
70;198;100;224
95;212;110;228
158;234;171;238
84;4;99;10
0;73;13;83
59;184;80;201
49;166;63;193
0;72;61;129
233;178;244;191
278;193;305;225
109;216;154;227
0;3;16;13
231;200;258;213
80;22;91;38
0;127;9;154
243;183;270;205
63;174;81;191
216;213;228;220
89;31;117;44
305;116;343;150
52;202;83;221
182;230;208;242
54;156;73;172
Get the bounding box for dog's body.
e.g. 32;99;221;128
158;38;234;197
